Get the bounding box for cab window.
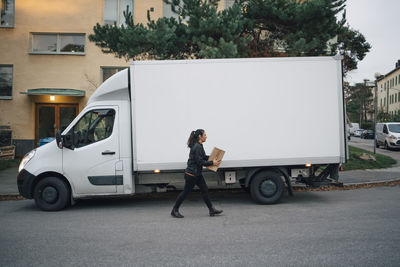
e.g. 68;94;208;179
383;125;388;134
71;109;115;148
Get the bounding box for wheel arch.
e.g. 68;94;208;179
30;172;73;198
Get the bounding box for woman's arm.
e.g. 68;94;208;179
194;146;213;167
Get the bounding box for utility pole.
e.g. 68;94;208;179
373;73;381;154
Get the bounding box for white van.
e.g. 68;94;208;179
349;123;360;136
376;122;400;149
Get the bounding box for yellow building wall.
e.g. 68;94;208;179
0;0;164;148
377;69;400;116
0;0;231;154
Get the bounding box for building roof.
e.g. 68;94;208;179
376;64;400;81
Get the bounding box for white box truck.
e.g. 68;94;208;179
17;56;346;211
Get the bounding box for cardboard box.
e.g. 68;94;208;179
207;147;225;172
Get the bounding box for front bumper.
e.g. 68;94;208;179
17;169;36;199
388;140;400;148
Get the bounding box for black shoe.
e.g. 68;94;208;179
209;207;223;216
171;208;184;218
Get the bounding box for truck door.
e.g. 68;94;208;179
63;107;120;195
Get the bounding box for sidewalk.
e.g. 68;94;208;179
2;166;400;196
0;167;19;195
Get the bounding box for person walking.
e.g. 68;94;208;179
171;129;223;218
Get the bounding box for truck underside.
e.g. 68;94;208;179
134;163;343;204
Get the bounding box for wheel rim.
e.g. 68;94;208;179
41;186;58;204
259;179;277;197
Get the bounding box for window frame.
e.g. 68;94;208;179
101;66;128;82
70;108;116;148
103;0;134;26
0;0;15;28
0;64;13;100
29;33;86;55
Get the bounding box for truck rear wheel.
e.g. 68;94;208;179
250;171;284;204
33;177;70;211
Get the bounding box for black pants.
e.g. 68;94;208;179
173;173;213;210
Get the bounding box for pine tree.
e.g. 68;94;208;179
88;0;370;73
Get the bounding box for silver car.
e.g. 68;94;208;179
376;123;400;149
353;129;364;137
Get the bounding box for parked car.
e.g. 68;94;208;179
376;122;400;149
349;123;360;136
354;129;364;137
360;130;374;139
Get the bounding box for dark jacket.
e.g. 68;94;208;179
185;142;213;176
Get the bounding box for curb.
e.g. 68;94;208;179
292;179;400;192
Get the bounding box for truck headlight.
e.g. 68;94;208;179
19;150;36;173
390;135;397;139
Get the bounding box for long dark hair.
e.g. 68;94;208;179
187;129;204;148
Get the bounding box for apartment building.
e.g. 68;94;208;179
376;60;400;117
0;0;233;157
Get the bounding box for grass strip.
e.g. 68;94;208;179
342;146;396;171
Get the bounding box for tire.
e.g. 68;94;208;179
250;171;284;204
376;140;379;148
33;177;70;211
385;141;389;150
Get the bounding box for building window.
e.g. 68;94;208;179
0;0;14;27
225;0;235;9
104;0;133;26
30;33;85;55
380;99;382;108
0;65;13;99
101;67;128;82
396;94;398;103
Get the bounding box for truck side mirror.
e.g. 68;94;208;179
56;130;63;149
62;132;74;150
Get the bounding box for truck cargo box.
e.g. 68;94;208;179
130;56;346;172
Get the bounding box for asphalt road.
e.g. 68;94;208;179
1;187;399;267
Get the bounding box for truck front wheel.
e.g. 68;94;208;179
250;171;284;204
33;177;70;211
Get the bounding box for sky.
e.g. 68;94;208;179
344;0;400;85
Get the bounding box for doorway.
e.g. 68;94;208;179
35;103;79;146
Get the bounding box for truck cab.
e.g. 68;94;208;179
18;69;134;210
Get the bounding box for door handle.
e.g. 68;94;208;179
102;151;115;155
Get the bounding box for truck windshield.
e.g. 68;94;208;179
388;124;400;133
